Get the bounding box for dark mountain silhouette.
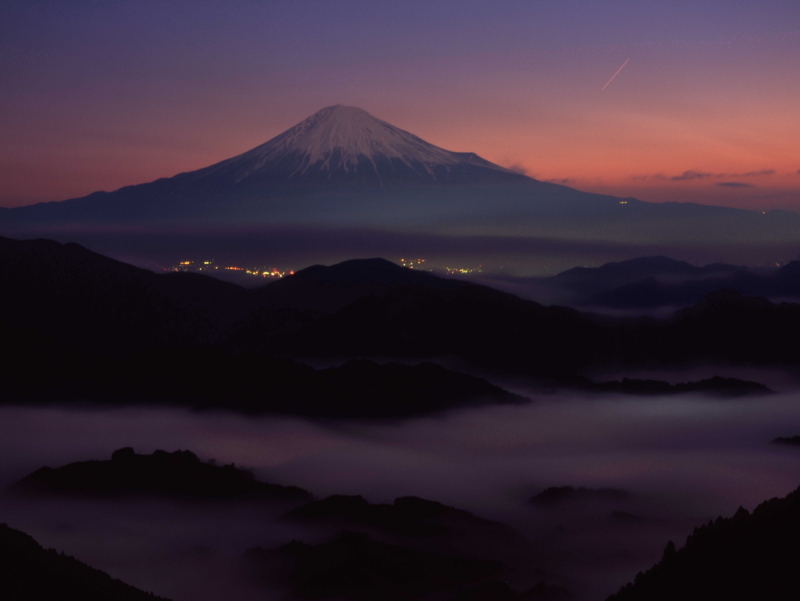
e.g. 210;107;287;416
0;236;245;352
251;257;470;313
513;256;748;309
586;376;772;397
251;501;564;601
244;285;800;375
286;495;445;536
14;447;312;502
772;260;800;296
659;289;800;364
241;279;607;377
771;435;800;446
244;530;502;601
529;487;631;508
449;580;573;601
283;495;528;564
285;495;533;574
610;511;650;525
554;256;739;293
0;522;169;600
2;350;528;418
537;255;800;310
586;265;800;310
588;272;757;310
285;494;503;538
606;484;800;601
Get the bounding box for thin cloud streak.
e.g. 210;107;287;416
630;169;777;182
601;59;630;90
739;170;776;177
671;170;713;181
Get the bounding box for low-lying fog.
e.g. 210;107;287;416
2;386;800;601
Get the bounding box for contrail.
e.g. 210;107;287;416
602;59;630;90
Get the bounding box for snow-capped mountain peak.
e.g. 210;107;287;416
258;105;460;169
200;105;526;186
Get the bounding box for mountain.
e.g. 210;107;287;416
552;256;800;311
553;256;742;294
528;487;630;507
251;256;471;313
1;105;529;227
14;447;312;502
245;530;502;601
0;235;245;352
607;485;800;601
478;256;800;312
282;494;531;574
586;376;772;397
530;256;747;308
285;494;509;539
0;523;170;601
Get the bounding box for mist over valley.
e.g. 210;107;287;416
3;235;800;599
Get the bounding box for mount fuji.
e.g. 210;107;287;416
1;105;531;226
3;105;800;271
193;104;527;187
1;104;551;233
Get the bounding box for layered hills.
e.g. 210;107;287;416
12;450;561;601
538;255;800;310
0;235;786;418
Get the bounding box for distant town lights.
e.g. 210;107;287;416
399;257;483;275
165;259;294;279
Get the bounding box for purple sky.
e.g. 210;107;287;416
2;0;799;210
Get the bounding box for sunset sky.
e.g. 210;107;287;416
2;0;799;210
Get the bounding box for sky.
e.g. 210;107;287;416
1;0;799;211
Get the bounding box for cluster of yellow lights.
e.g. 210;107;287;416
244;268;295;277
399;258;426;269
400;257;483;275
166;260;294;278
444;266;483;275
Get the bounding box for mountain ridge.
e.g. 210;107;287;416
607;485;800;601
0;523;170;601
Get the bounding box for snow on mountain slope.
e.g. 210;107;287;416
196;105;526;186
